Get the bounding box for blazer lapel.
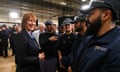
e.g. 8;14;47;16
23;30;39;48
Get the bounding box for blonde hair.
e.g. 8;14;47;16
21;13;37;30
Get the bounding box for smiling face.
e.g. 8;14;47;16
22;13;37;32
25;17;36;31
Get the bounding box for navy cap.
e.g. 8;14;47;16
82;0;120;20
72;15;86;23
44;20;53;25
62;18;73;25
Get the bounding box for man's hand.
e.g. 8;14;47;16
38;52;45;60
68;66;72;72
48;36;58;41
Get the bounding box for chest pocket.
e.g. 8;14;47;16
87;46;108;59
78;45;109;71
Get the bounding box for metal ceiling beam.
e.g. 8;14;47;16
10;0;75;12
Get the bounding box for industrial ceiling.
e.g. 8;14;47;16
0;0;90;24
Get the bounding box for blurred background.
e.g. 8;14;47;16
0;0;91;72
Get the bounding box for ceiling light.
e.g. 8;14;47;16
48;12;53;14
9;12;19;18
81;0;94;10
60;2;67;5
81;4;90;10
82;0;86;2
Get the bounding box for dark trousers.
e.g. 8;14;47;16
0;47;3;56
3;46;8;57
0;46;8;57
12;47;15;55
58;68;68;72
40;57;57;72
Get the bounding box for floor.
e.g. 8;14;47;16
0;49;59;72
0;49;16;72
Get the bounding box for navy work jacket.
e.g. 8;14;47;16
74;26;120;72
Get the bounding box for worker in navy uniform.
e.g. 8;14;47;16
14;13;45;72
0;25;9;57
68;15;88;72
58;18;76;72
0;26;3;56
9;25;16;56
10;24;21;56
59;24;66;36
39;20;59;72
73;0;120;72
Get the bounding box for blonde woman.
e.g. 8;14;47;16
14;13;45;72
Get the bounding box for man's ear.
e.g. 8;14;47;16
102;10;112;21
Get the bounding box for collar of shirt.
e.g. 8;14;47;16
90;26;120;44
27;31;34;38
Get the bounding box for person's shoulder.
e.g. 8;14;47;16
33;30;40;34
39;32;47;37
116;26;120;31
60;33;66;38
71;33;77;37
80;35;93;44
16;30;27;39
85;35;93;40
110;26;120;46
